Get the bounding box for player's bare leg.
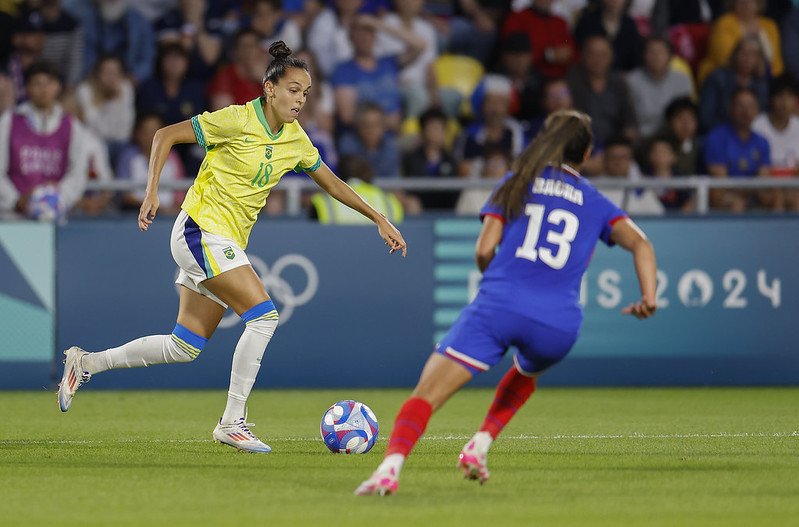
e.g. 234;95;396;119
356;354;472;496
58;286;223;412
204;265;277;453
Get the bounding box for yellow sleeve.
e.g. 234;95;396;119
191;104;247;149
293;128;321;173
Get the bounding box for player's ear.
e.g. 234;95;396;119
263;80;275;99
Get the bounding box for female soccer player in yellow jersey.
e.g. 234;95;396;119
57;41;407;453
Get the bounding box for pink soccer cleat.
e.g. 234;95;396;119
458;434;491;484
354;467;399;496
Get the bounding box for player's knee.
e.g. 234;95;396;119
169;323;208;362
241;300;279;337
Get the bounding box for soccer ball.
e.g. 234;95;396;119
320;400;379;454
28;185;63;222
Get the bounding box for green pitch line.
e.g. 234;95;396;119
0;388;797;527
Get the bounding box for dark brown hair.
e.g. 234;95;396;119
491;110;593;218
263;41;308;85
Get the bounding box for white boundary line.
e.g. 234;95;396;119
1;431;796;445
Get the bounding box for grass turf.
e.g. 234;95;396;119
0;388;797;527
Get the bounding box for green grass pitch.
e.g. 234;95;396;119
1;388;797;527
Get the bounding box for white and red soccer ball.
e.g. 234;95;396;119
320;400;379;454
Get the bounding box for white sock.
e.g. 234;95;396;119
81;329;204;375
220;317;278;424
377;453;406;476
471;431;494;454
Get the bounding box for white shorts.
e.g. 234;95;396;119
170;210;251;308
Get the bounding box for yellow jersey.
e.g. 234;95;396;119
183;97;321;249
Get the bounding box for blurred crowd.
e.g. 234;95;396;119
0;0;798;223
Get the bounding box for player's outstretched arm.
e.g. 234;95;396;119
475;216;503;272
610;218;657;319
307;162;407;256
138;120;197;232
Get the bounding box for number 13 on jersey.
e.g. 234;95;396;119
515;204;579;270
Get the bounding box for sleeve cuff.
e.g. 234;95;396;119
481;212;506;224
191;115;207;148
295;154;322;173
609;215;627;227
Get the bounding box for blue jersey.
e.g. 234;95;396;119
478;165;626;333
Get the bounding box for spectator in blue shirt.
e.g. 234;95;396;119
72;0;155;84
338;101;400;178
331;14;422;132
705;87;771;212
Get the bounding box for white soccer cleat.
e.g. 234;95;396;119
213;414;272;454
354;467;399;496
458;432;491;484
57;346;90;412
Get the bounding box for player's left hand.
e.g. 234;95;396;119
377;219;407;257
138;193;159;232
622;299;657;319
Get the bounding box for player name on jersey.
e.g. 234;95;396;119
532;177;584;206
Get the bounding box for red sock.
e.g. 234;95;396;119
385;396;433;457
479;366;536;439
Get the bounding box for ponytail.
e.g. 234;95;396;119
491;110;593;218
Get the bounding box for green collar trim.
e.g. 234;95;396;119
253;97;284;140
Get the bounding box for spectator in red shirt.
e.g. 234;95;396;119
207;28;268;110
502;0;577;79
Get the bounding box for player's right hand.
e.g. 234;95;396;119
622;299;657;320
378;219;407;257
138;194;159;232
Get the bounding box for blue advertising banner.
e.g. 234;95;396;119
434;217;799;386
0;216;796;389
56;219;436;389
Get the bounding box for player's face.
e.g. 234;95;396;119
266;68;312;123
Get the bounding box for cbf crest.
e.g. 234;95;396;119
223;246;236;260
265;145;273;159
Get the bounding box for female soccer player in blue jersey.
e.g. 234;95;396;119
57;42;407;453
356;110;657;495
